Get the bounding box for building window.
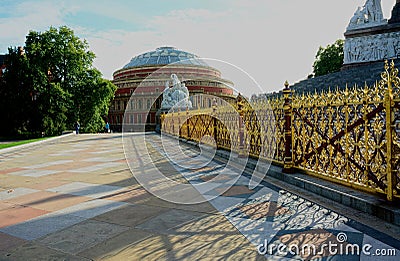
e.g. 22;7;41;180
138;114;142;123
130;100;134;110
130;115;134;124
147;99;151;109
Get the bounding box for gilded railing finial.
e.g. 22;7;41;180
380;60;391;89
390;60;400;88
283;81;291;100
284;80;289;89
379;60;400;91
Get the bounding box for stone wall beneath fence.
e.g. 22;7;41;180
291;59;400;94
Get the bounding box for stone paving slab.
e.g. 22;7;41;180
0;204;49;228
173;214;239;240
0;212;86;240
92;204;169;227
23;160;74;169
0;133;399;260
69;162;122;173
5;191;90;212
77;228;153;260
0;202;14;211
1;242;90;261
9;169;60;178
47;181;126;198
51;199;127;219
0;232;27;252
0;176;40;190
21;179;70;191
0;168;24;175
38;219;129;254
0;188;39;200
135;209;208;235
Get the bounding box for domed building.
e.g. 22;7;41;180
108;47;235;131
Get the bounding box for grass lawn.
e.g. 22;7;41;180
0;137;50;150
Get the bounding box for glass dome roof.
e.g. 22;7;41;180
123;47;209;69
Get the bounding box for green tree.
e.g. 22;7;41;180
0;26;116;137
74;69;116;133
0;47;37;137
312;39;344;77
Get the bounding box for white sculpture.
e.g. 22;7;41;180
347;0;386;30
387;36;397;58
344;32;400;64
161;74;192;109
343;0;400;65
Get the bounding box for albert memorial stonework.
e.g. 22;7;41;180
344;0;400;65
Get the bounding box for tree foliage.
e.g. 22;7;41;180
0;26;116;137
312;39;344;77
0;47;36;137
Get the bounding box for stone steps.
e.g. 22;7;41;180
291;59;400;94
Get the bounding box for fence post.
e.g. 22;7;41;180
178;110;182;138
212;98;218;148
186;107;190;140
172;116;175;136
384;61;395;201
237;94;246;158
160;112;165;133
283;81;294;173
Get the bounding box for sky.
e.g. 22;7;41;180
0;0;397;96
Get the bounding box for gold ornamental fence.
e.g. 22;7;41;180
161;61;400;201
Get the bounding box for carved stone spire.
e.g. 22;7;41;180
347;0;386;30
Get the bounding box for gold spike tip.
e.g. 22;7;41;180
390;59;395;69
284;81;289;88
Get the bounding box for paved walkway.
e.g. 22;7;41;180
0;133;399;260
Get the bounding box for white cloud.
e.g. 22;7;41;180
0;1;69;48
87;30;164;78
1;0;397;96
129;1;355;94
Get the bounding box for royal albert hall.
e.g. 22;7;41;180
108;47;235;131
